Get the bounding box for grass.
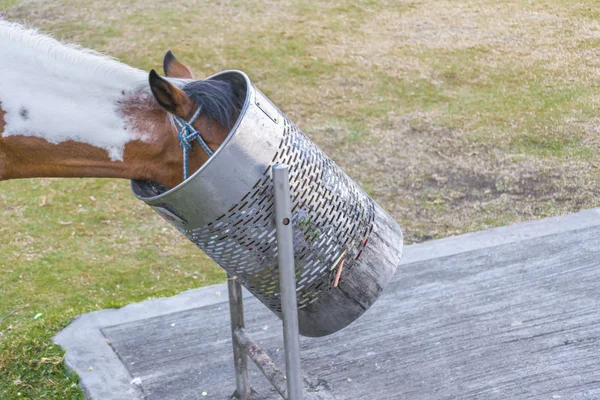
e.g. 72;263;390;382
0;179;225;399
1;0;600;398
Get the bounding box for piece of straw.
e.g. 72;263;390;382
333;258;346;288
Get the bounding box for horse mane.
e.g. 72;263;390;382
1;20;241;130
182;79;242;129
0;20;146;88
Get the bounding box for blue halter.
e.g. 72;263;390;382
172;106;214;180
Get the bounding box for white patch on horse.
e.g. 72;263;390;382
0;21;148;161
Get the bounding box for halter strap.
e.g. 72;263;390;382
172;106;214;180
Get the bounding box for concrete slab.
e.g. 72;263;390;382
54;208;600;399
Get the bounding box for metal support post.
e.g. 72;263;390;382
228;276;251;399
226;164;304;400
273;164;304;400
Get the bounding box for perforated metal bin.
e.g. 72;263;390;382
131;71;403;337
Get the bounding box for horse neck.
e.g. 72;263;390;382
0;91;230;189
0;85;188;188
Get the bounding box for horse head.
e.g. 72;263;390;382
0;21;237;189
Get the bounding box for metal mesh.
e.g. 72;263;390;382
185;118;375;313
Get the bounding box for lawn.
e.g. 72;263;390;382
1;0;600;398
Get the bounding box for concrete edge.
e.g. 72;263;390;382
54;208;600;399
54;282;253;400
399;208;600;265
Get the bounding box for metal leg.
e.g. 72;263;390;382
273;164;304;400
228;276;251;399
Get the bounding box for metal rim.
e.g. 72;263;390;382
130;69;252;202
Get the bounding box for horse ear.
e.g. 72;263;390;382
163;50;193;79
149;69;194;118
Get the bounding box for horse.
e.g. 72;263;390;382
0;20;240;189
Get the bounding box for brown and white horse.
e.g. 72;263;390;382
0;21;238;189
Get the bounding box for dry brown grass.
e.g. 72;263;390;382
3;0;600;240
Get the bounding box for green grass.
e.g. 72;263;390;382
510;134;595;159
2;0;600;397
0;180;224;399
